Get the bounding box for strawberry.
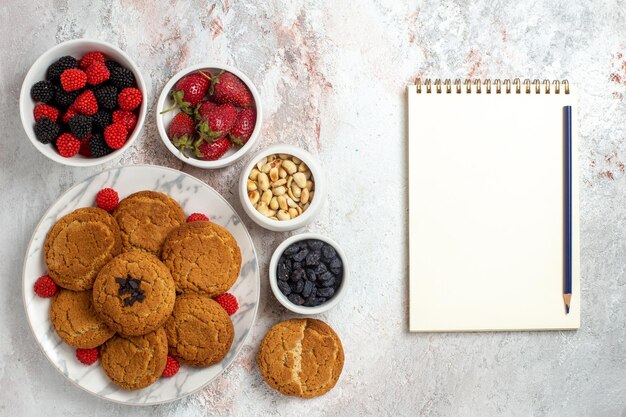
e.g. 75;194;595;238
168;112;197;154
228;107;256;145
74;90;98;115
195;102;237;141
196;137;231;160
161;71;211;115
209;71;253;107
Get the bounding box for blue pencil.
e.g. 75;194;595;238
564;106;572;314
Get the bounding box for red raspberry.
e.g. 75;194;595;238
96;188;119;211
33;275;57;298
62;107;79;124
76;348;99;365
34;104;59;122
104;123;128;149
112;110;137;131
161;355;180;377
214;293;238;315
56;133;81;157
60;68;87;92
118;87;142;111
85;61;110;85
79;51;105;70
73;90;98;116
78;135;92;157
187;213;209;222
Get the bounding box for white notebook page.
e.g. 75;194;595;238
408;86;580;332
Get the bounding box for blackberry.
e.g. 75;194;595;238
30;80;55;103
108;66;135;89
68;115;92;139
92;110;112;132
55;87;80;109
34;117;60;144
104;60;121;72
89;133;114;158
93;85;118;110
46;56;77;83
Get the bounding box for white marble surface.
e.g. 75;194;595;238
1;1;626;416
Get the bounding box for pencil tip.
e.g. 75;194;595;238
565;305;570;314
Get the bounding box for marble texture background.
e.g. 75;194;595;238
1;0;625;416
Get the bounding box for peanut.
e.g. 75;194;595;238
270;197;279;210
272;185;286;196
248;190;260;205
282;160;297;174
293;172;306;188
257;172;269;190
261;189;272;205
269;167;279;181
277;210;291;220
247;179;257;191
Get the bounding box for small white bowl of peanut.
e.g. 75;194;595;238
239;144;325;232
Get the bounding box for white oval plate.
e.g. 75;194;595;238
22;165;259;405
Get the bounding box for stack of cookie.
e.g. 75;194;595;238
44;190;241;390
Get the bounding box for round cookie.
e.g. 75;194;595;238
257;318;344;399
44;207;122;290
92;251;176;336
164;293;234;367
161;221;242;296
100;328;168;390
50;289;115;348
113;191;185;256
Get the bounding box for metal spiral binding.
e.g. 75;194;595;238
415;78;570;94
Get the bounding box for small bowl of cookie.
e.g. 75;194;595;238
269;233;348;314
238;144;326;232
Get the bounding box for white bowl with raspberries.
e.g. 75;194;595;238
156;63;262;169
19;38;147;167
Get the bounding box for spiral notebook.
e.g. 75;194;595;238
408;79;580;332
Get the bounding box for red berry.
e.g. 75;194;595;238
33;275;57;298
163;71;211;114
78;135;92;157
79;51;105;70
214;293;238;315
96;188;119;211
209;71;253;107
85;61;110;85
62;107;79;124
112;110;137;131
228;107;256;146
76;348;99;365
73;90;98;116
60;68;87;92
56;133;81;157
187;213;209;222
118;87;142;111
104;123;128;149
197;137;231;161
196;102;238;141
34;104;59;122
161;355;180;377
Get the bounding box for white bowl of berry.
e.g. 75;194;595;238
19;39;147;167
156;63;262;169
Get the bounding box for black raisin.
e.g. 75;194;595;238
322;244;337;260
277;280;291;296
287;294;304;305
329;257;343;270
306;269;317;282
283;244;299;256
305;251;320;266
319;272;334;282
321;275;336;287
291;268;304;282
302;280;314;298
292;249;309;262
291;279;304;294
317;287;335;298
277;262;290;281
307;239;324;250
313;263;327;275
